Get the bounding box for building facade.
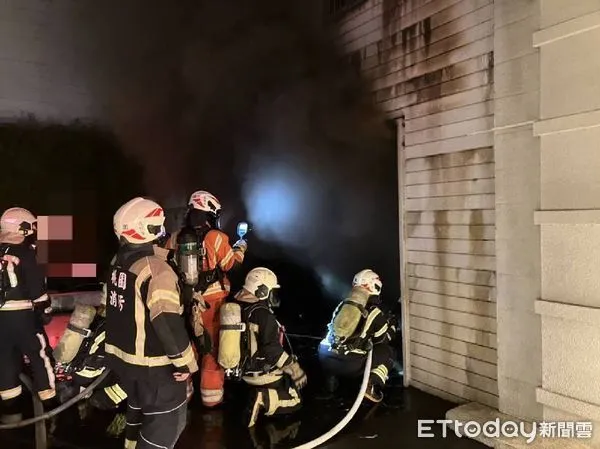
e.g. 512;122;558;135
333;0;600;447
4;0;600;446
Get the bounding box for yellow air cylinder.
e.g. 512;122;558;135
218;302;245;370
53;304;97;364
331;286;370;341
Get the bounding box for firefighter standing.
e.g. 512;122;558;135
104;197;198;449
166;190;247;407
234;267;307;427
0;207;56;422
318;269;397;403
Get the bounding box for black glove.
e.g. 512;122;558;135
34;299;53;325
195;332;212;356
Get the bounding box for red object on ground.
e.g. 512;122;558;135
44;314;70;349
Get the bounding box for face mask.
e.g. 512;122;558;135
268;289;281;308
368;294;382;305
188;209;205;228
24;233;37;248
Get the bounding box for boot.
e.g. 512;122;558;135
364;383;383;403
243;391;265;428
0;395;23;424
42;397;60;435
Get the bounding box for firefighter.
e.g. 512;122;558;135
104;197;198;449
165;190;247;407
54;291;127;411
0;207;56;422
234;267;307;428
318;269;397;403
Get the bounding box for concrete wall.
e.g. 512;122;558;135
0;0;99;121
334;0;497;407
493;0;543;422
534;0;600;443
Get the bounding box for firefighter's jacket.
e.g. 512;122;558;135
165;228;244;296
235;289;290;386
0;237;49;312
104;244;198;377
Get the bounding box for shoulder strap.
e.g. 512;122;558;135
243;301;269;321
341;299;368;318
358;307;382;339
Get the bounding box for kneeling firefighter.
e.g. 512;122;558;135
0;207;57;422
165;190;247;407
54;289;127;410
318;269;397;403
105;197;198;449
218;267;307;427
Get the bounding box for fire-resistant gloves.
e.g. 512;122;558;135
282;356;307;390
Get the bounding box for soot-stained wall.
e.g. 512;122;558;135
331;0;497;406
0;0;400;336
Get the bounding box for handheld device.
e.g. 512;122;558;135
237;221;249;239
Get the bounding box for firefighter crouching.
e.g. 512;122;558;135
223;267;307;427
54;288;127;410
318;269;397;403
0;207;57;423
105;197;198;449
165;190;247;408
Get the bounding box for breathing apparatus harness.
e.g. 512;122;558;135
328;295;386;356
175;225;226;300
220;295;289;382
0;244;13;309
57;318;106;380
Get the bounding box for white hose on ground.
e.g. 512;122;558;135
0;370;110;430
291;349;373;449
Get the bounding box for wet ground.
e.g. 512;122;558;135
2;382;486;449
1;336;485;449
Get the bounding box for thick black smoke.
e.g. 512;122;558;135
78;0;399;331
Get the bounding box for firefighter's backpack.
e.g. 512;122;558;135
218;301;273;379
328;286;370;347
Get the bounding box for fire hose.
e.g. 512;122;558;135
292;349;373;449
2;329;372;449
0;370;110;430
284;333;375;448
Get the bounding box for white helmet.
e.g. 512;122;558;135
352;269;382;295
0;207;37;236
244;267;280;300
113;197;166;244
188;190;222;214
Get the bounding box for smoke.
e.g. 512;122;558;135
77;0;399;313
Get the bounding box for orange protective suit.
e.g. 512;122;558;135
166;228;245;407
